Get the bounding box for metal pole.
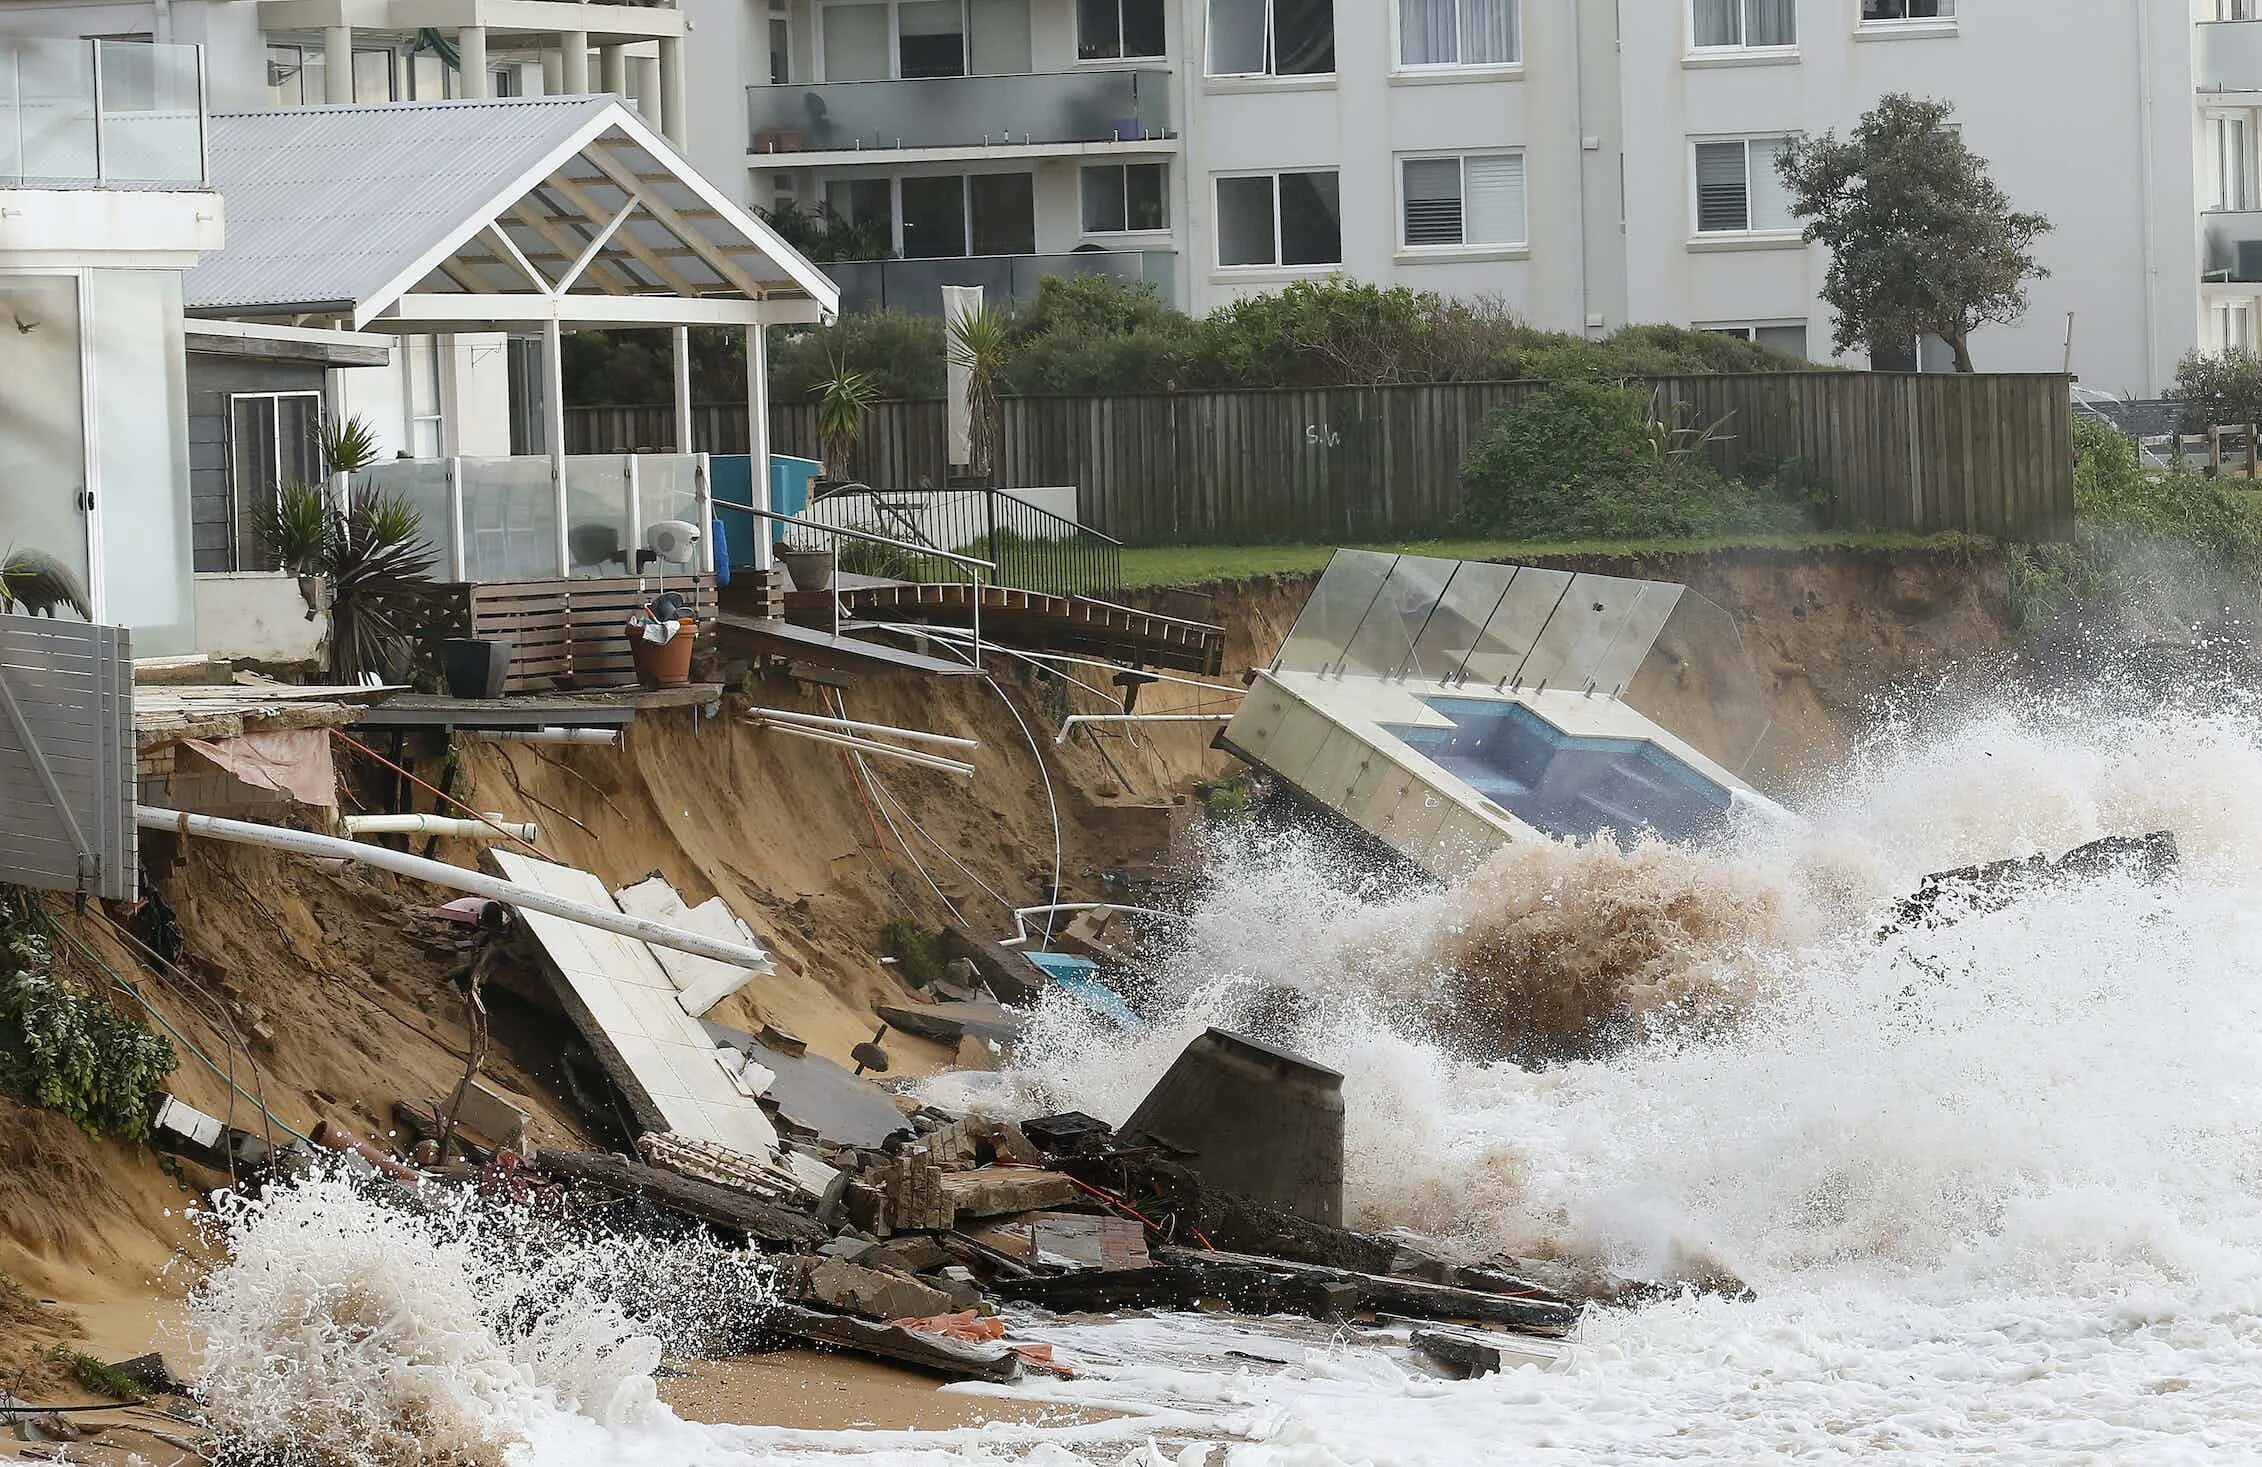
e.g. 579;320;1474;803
444;456;467;580
746;323;770;574
747;721;976;776
543;316;568;576
744;706;978;749
671;325;694;452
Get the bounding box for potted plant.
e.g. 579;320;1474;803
816;353;879;487
774;536;835;593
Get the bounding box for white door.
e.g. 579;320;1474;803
0;275;93;621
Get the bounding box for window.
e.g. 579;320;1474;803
1400;152;1525;249
844;171;1037;257
897;0;965;78
770;17;790;82
266;44;321;105
818;0;1030;81
1702;322;1810;358
1859;0;1953;22
1693;135;1795;234
1080;0;1167;59
227;393;324;571
2215;115;2254;212
352;47;396;102
1207;0;1334;77
1692;0;1794;49
1215;170;1341;267
491;65;522;97
2223;0;2260;20
1082;162;1169;232
405;337;445;459
2218;303;2255;352
1397;0;1518;68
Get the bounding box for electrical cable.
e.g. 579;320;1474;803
859;756;1016;917
823;688;961;923
327;728;549;858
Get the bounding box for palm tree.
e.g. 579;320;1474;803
947;304;1011;481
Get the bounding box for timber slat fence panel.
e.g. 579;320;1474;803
567;372;2074;543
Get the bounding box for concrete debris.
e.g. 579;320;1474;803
103;1353;181;1395
638;1131;841;1213
1021;1111;1114;1154
1891;830;2179;932
1120;1027;1347;1227
1411;1327;1559;1379
757;1302;1023;1383
703;1018;917;1149
536;1149;829;1246
971;1212;1150;1272
844;1152;956;1235
936;926;1049;1005
613;874;771;1015
782;1256;955;1323
444;1078;533;1154
875;998;1023;1047
936;1167;1079;1219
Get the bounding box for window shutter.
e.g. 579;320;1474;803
1403;157;1464;246
1462;152;1524;245
1694;141;1749;232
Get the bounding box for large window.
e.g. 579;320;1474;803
228;392;324;571
266;42;421;104
1397;0;1518;68
1692;0;1794;50
2215;114;2254;212
1215;170;1340;268
1400;152;1525;250
1079;0;1166;59
1207;0;1334;78
2218;302;2255;352
1702;322;1810;358
1082;162;1168;232
2223;0;2260;20
818;0;1032;81
831;171;1037;257
1859;0;1953;22
405;337;445;460
1693;135;1795;235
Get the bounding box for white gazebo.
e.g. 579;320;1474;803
185;93;838;578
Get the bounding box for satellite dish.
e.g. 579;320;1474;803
644;519;701;564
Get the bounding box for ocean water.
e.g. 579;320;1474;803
191;684;2262;1465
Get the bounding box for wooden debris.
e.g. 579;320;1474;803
755;1302;1024;1383
535;1149;829;1246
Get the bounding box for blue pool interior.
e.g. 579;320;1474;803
1384;697;1734;844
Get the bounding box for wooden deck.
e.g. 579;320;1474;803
787;581;1227;677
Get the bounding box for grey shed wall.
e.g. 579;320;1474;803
186;353;325;573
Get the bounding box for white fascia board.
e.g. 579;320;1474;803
380;291;775;326
186;318;393;349
260;0;685;39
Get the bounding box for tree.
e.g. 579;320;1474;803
1776;94;2050;373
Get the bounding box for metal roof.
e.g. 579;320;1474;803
186;95;837;324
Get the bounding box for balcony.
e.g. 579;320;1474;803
2201;20;2262;95
2;36;207;187
2204;209;2262;283
750;68;1171;161
824;249;1175;314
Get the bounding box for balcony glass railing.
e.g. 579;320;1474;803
359;453;712;585
2201;19;2262;94
750;68;1171;154
1;37;207;186
2204;209;2262;283
825;250;1175;315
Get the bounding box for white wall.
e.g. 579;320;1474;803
191;572;326;664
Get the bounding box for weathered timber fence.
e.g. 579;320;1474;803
568;372;2075;543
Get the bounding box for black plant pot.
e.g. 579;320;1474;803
438;638;511;700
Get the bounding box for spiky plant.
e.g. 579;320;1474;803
251;482;331;576
324;488;438;684
947;304;1011;480
0;547;90;620
816;354;879;483
318;412;385;477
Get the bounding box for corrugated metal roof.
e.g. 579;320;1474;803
188;96;614;312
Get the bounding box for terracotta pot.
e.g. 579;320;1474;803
628;619;697;688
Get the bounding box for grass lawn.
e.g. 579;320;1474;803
1114;530;1989;590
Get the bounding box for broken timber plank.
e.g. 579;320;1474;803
537;1149;828;1247
755;1302;1024;1383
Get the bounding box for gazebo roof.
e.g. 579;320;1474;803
186;95;837;330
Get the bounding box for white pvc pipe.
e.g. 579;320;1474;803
1010;901;1185;944
343;813;540;843
136;805;774;971
1053;713;1236;745
463;727;622;746
749;720;976;777
744;705;978;751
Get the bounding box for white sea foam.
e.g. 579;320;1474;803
193;684;2262;1464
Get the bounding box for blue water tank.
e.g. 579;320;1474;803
712;454;824;571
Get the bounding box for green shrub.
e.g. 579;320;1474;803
882;919;947;990
0;898;175;1142
2168;347;2262;433
46;1346;142;1400
771;311;946;401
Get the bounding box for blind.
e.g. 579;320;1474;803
820;2;890;80
1694;141;1749;232
1461;0;1516;63
970;0;1031;73
1692;0;1740;46
1402;157;1463;246
1463;152;1525;245
1746;0;1795;45
1400;0;1454;65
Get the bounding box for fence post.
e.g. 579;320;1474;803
444;456;467;582
986;488;999;577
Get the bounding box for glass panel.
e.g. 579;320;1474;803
1082;164;1126;232
1403;157;1462;246
1464;152;1524;244
970;172;1035;254
1208;0;1268;74
1279;169;1341;265
0;276;89;617
749;67;1167;150
1123;0;1167;57
357;459;455;582
1750;136;1796;231
1275;548;1395;673
89;272;195;654
901;174;968;257
352;48;395;102
1694;140;1748;232
1275;0;1335;74
1079;0;1123;58
1755;323;1807;358
827;175;894;235
1401;0;1454;64
229;398;280;571
96;40;202;183
1693;0;1740;46
1405;560;1519;684
266;44;304;107
411;51;448;100
970;0;1032;74
276;394;325;486
821;2;892;81
1338;554;1456;678
1465;565;1572;686
639;456;705;569
1746;0;1795;45
1518;572;1652;691
1462;0;1516;63
1125;161;1166;229
564;455;635;578
770;18;790;83
899;0;968;78
13;38;98;180
1216;174;1276;266
1587;582;1683;695
457;458;559;582
1624;589;1770;783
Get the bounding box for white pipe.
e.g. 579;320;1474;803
744;705;978;751
343;814;540;843
866;622;1247;698
749;720;976;777
136;806;774;971
1009;901;1186;945
463;727;621;747
1053;713;1236;745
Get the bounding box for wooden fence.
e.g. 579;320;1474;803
568;372;2075;543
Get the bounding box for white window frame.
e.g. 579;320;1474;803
1077;0;1168;62
1395;149;1527;253
1203;0;1336;80
225;389;326;572
1686;0;1796;56
1857;0;1956;32
1389;0;1523;75
2213;112;2255;213
814;0;981;82
1211;167;1342;271
1690;133;1798;239
1698;320;1811;357
1080;161;1171;236
831;168;1040;258
404;335;447;459
2217;301;2255;353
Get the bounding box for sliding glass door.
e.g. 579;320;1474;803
0;274;91;620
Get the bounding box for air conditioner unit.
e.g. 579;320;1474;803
2236;239;2262;283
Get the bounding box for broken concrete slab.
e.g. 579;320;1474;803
874;999;1023;1047
937;927;1049;1006
757;1302;1023;1383
444;1077;532;1153
638;1131;839;1212
1411;1327;1561;1379
935;1167;1080;1219
535;1149;827;1247
614;874;774;1015
701;1018;911;1149
1119;1028;1345;1228
784;1256;955;1322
